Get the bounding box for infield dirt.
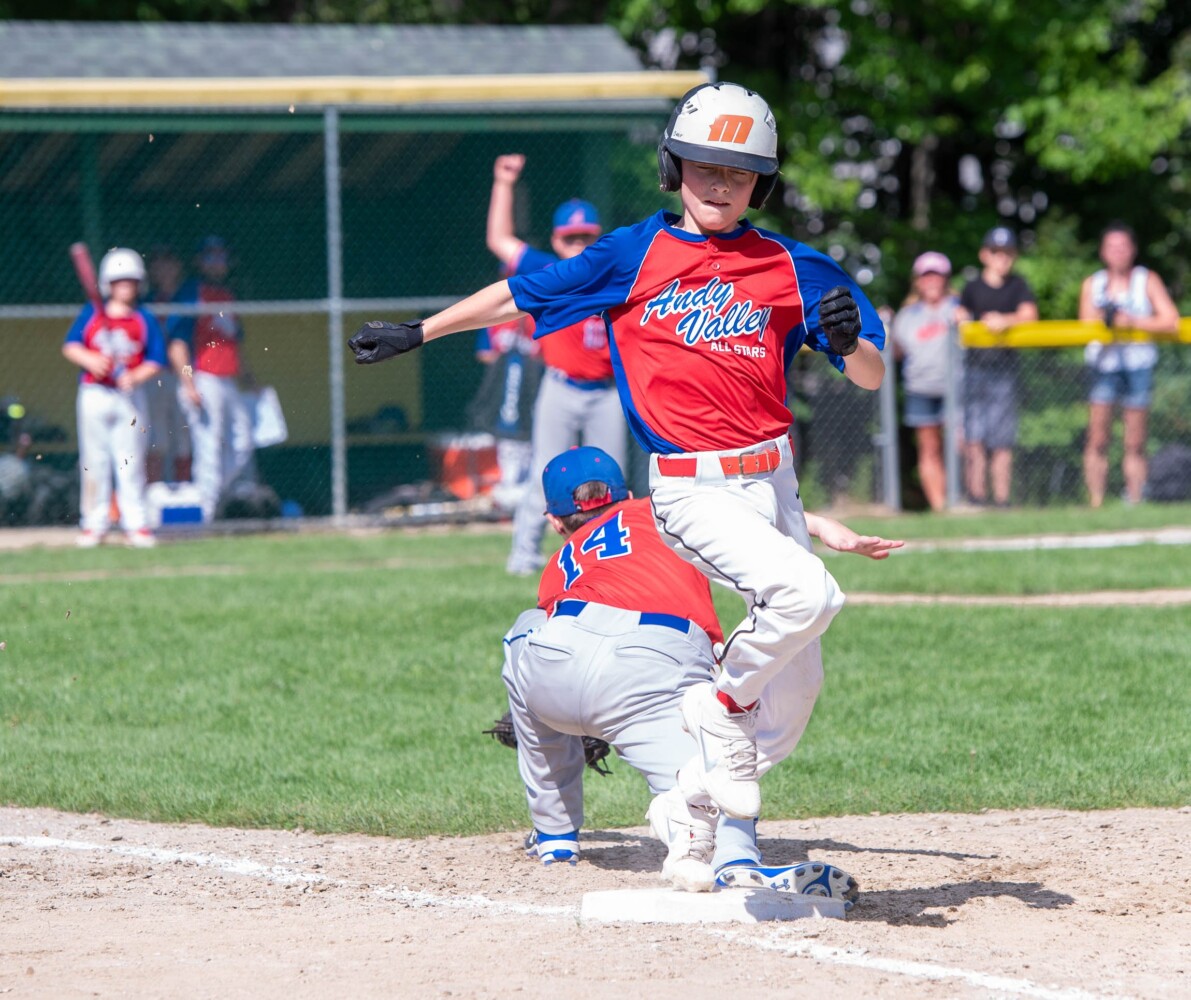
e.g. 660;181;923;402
3;804;1188;998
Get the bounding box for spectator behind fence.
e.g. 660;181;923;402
956;227;1038;507
484;153;628;576
61;248;166;548
891;251;959;512
144;244;191;484
1078;222;1181;507
167;235;256;522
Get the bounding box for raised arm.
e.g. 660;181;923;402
487;155;527;267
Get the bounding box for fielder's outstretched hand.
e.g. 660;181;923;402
348;320;424;364
807;513;904;561
819;285;861;357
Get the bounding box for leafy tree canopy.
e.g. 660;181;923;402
4;0;1187;311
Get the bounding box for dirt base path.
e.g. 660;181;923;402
3;805;1189;999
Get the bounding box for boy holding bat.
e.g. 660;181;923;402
62;246;167;548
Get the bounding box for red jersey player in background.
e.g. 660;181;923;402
167;235;255;522
485;154;629;575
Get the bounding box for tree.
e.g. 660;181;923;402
614;0;1191;312
8;0;1188;312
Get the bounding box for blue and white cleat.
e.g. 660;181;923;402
526;829;580;866
715;860;860;912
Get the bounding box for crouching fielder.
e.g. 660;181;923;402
501;447;900;897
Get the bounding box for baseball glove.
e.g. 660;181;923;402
484;711;613;776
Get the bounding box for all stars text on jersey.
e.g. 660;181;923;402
641;276;773;348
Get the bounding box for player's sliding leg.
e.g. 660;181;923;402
654;466;844;820
716;858;860;911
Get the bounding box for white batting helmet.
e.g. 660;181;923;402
658;82;781;209
98;247;147;296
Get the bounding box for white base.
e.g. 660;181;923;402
580;887;845;924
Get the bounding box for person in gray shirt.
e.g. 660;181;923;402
892;251;959;511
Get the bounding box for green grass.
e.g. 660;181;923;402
821;541;1191;594
1;516;1189;837
838;498;1191;541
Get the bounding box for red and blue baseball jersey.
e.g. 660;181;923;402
64;304;167;387
508;211;886;454
167;279;243;377
513;245;614;382
538;497;724;643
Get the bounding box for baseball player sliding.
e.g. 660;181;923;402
486;155;628;575
349;82;886;827
502;446;901;896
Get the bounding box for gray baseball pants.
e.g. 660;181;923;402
506;370;627;573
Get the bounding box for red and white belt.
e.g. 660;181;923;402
655;438;790;478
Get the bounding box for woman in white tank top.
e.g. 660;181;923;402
1078;223;1180;507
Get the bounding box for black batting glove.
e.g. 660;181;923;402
348;320;424;364
819;286;861;357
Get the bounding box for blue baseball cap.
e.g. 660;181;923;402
542;446;628;516
198;235;229;257
552;199;602;237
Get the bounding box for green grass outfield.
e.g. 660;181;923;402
2;501;1189;837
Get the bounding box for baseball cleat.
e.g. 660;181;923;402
679;683;760;820
715;861;861;912
647;787;717;892
77;530;103;549
126;529;157;549
528;829;580;866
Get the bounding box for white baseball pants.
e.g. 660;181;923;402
648;433;845;708
178;371;254;521
76;383;150;534
144;371;191;472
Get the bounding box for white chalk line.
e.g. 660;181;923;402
2;835;325;886
373;886;575;917
3;833;1134;1000
709;927;1133;1000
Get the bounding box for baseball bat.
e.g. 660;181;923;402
69;241;105;316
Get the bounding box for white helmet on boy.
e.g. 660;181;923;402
658;82;780;209
98;247;146;296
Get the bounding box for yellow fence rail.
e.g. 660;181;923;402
960;318;1191;349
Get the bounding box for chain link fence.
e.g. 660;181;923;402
1;106;902;533
5;110;1184;533
883;324;1191;511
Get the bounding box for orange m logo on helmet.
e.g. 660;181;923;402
707;114;754;144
